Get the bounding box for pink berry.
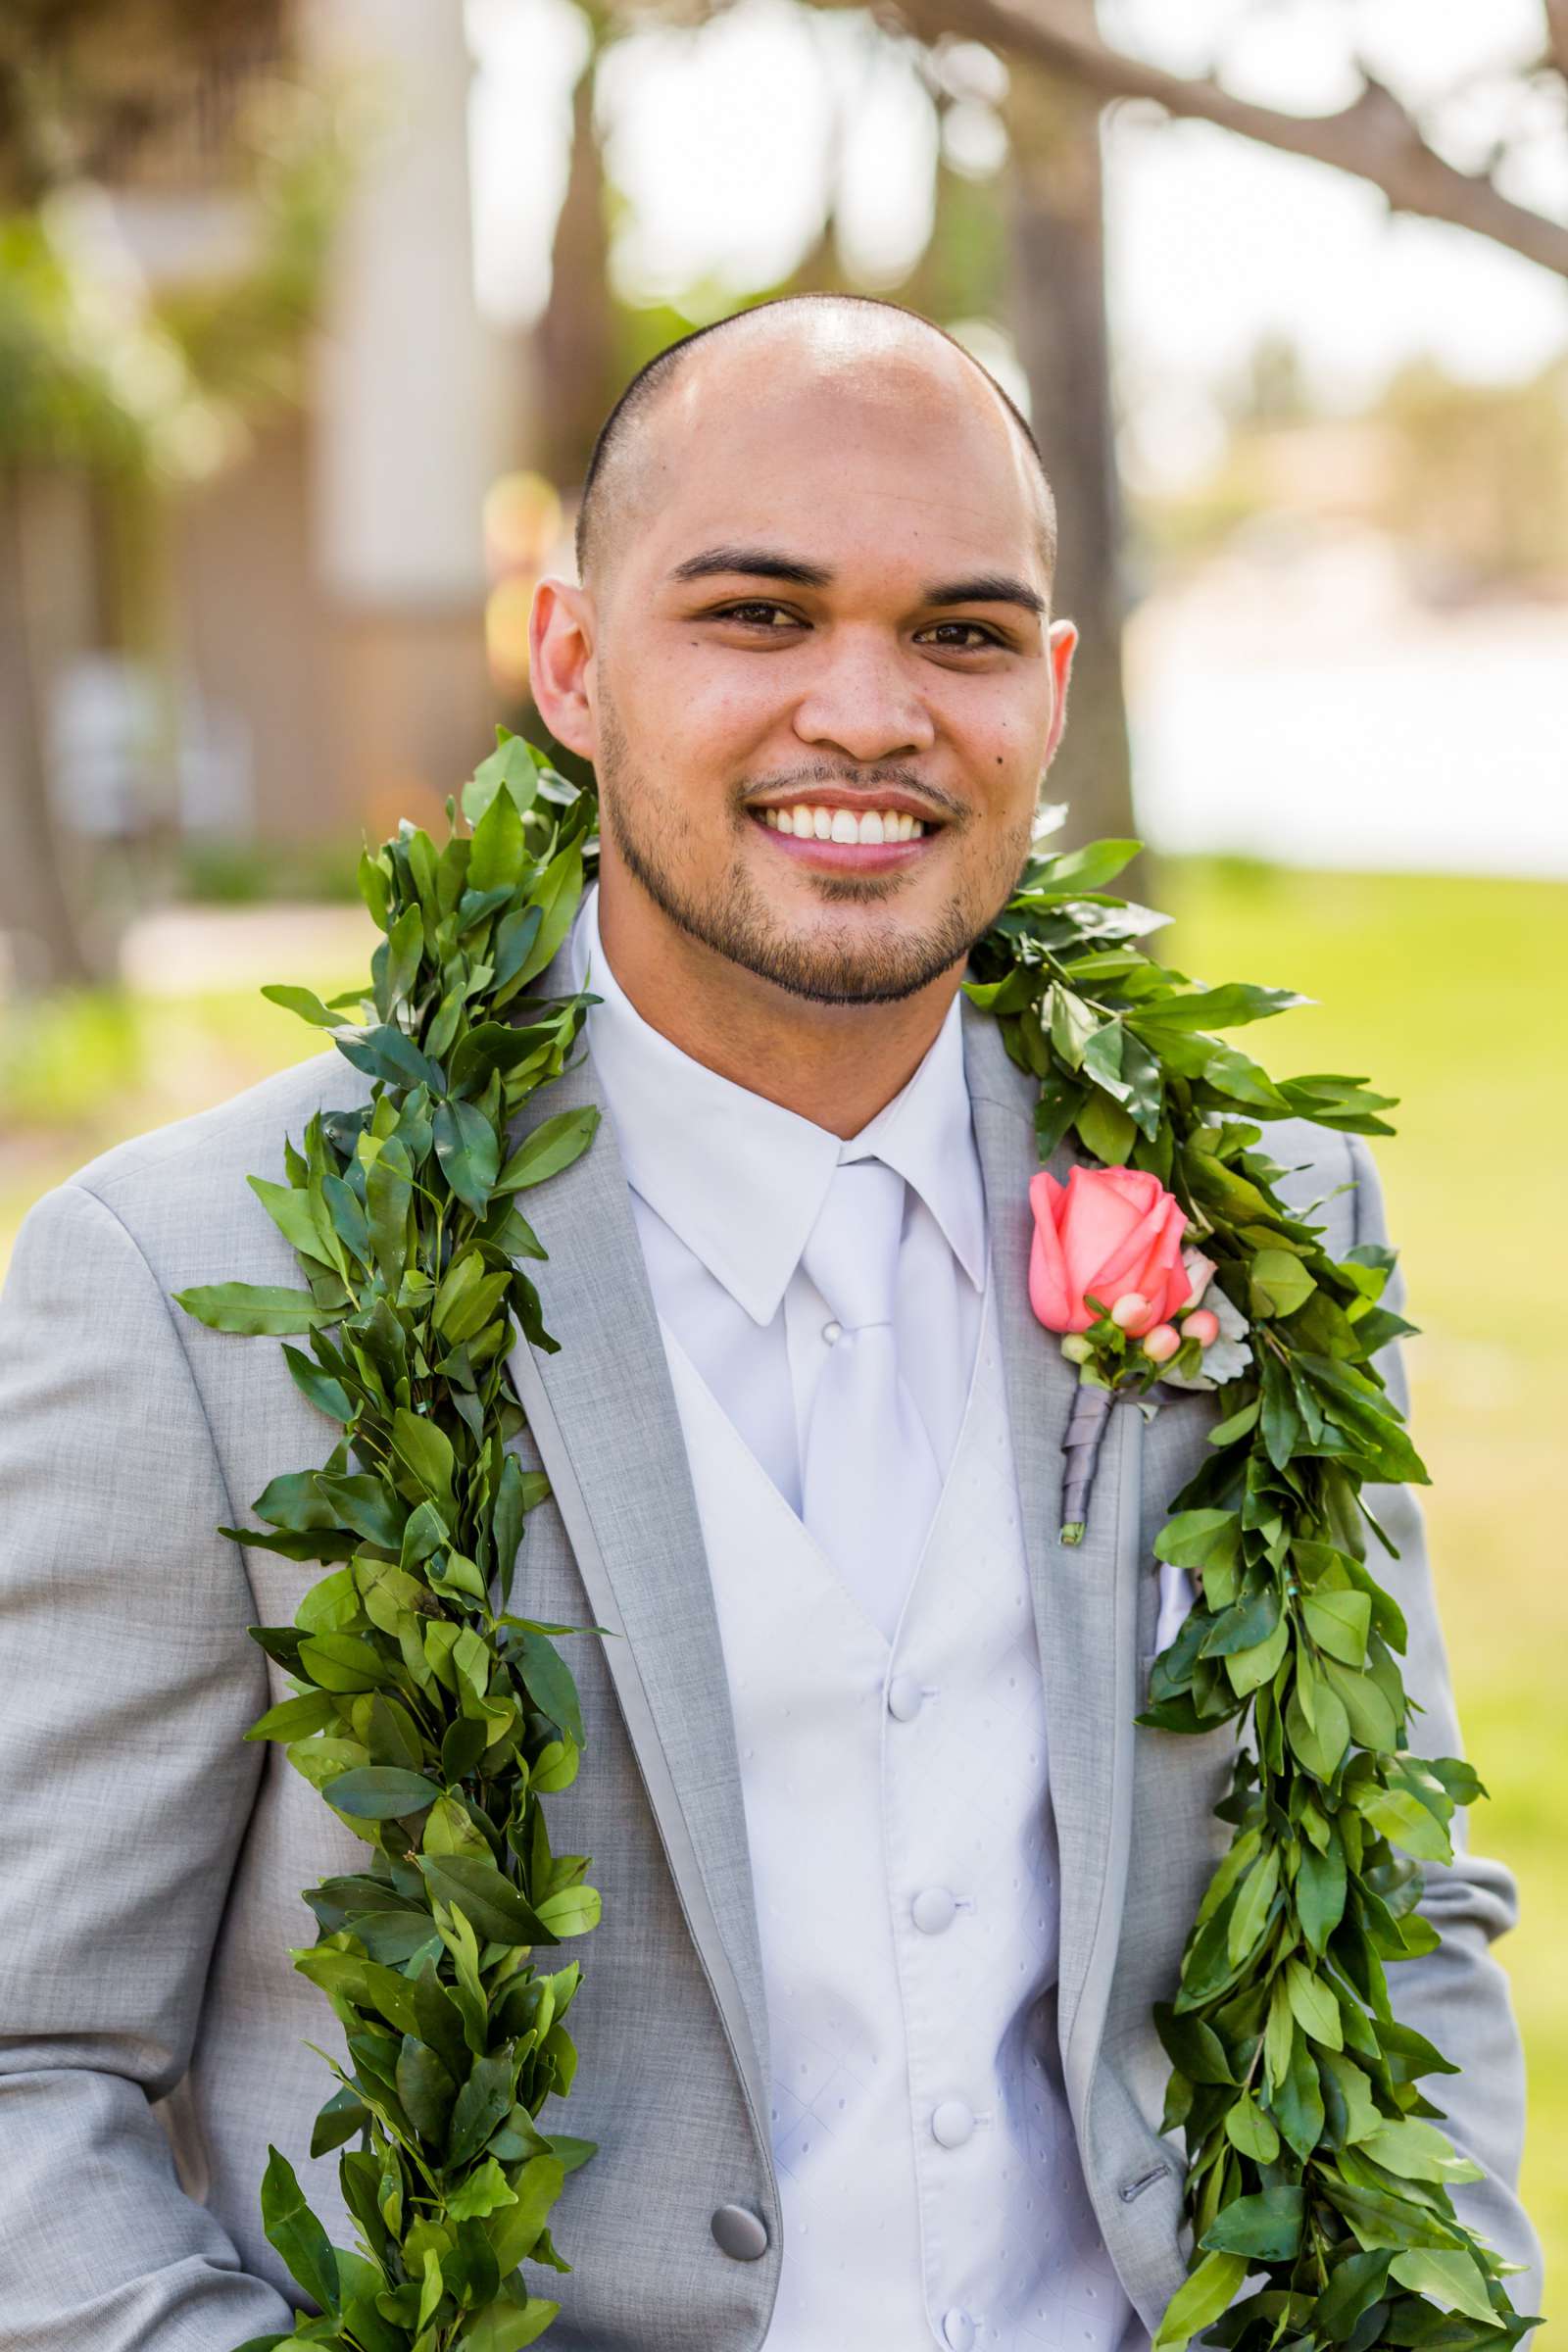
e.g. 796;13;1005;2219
1110;1292;1150;1331
1185;1308;1220;1347
1143;1323;1181;1364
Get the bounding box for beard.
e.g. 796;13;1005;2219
594;687;1032;1008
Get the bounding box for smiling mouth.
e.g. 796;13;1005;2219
757;802;930;845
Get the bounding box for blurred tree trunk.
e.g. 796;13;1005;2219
535;13;618;491
1004;63;1140;868
0;470;100;990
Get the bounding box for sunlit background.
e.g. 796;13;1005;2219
1;0;1564;2310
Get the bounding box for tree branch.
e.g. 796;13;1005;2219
880;0;1568;281
1544;0;1568;82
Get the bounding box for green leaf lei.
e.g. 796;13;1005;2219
178;745;1534;2352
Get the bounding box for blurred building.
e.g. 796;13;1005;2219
107;0;516;851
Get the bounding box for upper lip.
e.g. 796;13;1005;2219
745;784;951;824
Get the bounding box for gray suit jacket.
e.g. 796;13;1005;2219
0;990;1542;2349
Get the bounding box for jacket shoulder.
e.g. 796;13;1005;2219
61;1048;371;1242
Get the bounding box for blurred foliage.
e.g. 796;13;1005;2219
173;833;368;906
0;981;142;1126
0;0;279;206
0;81;353;480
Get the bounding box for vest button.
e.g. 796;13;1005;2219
911;1886;957;1935
887;1674;924;1722
943;2313;976;2352
710;2203;769;2261
931;2098;975;2149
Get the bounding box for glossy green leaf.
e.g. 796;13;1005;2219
323;1767;443;1819
1354;1785;1454;1864
422;1854;555;1948
396;2034;459;2143
1297;1838;1348;1953
457;2295;561;2352
1223;2093;1279;2164
447;2051;516;2169
393;1407;457;1505
1270;2024;1326;2160
446;2157;517;2223
261;982;347;1030
1201;2186;1304;2260
1075;1088;1137;1166
1312;2249;1392;2340
1286;1957;1344;2050
174;1282;329;1336
260;2144;340;2316
1388;2250;1504;2327
1304;1590;1371;1666
435;1099;502;1215
534;1884;602;1938
496;1107;601;1195
1152;2251;1249;2351
1287;1676;1350;1782
513;842;583;990
245;1690;339;1743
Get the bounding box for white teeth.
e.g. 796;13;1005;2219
760;804;929;843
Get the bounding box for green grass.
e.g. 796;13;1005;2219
1;863;1562;2307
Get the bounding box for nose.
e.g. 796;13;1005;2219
791;623;936;766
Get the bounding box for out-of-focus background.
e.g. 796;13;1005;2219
1;0;1564;2307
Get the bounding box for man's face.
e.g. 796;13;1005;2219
535;326;1077;1006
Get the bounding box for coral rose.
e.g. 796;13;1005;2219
1028;1164;1191;1337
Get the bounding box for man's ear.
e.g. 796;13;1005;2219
1041;618;1079;773
528;577;598;761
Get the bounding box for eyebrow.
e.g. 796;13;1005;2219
666;543;1046;618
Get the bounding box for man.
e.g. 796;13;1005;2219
0;294;1540;2350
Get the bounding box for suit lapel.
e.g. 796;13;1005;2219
501;1017;771;2138
961;1003;1142;2123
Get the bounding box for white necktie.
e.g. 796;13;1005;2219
799;1157;944;1644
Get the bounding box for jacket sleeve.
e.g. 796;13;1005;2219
0;1181;296;2350
1345;1135;1544;2321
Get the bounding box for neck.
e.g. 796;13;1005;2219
594;876;963;1141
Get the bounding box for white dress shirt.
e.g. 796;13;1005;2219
565;885;988;1522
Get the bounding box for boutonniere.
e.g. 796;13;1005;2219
1027;1165;1251;1544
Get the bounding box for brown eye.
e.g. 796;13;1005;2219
921;620;1005;649
715;602;796;627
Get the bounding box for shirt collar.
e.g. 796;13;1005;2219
568;884;987;1326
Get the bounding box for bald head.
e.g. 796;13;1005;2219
574;293;1057;599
